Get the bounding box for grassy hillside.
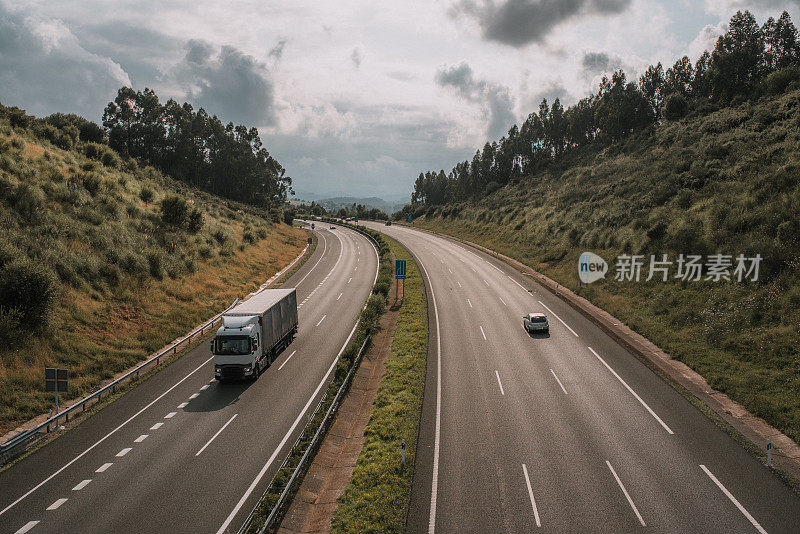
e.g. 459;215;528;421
416;89;800;443
0;114;306;433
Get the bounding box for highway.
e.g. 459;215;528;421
364;221;800;534
0;224;378;534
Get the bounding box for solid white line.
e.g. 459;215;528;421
588;347;674;434
508;274;529;292
316;315;326;327
15;521;39;534
293;232;328;287
448;268;452;274
164;412;177;419
485;260;504;274
196;414;238;456
216;319;362;534
72;479;91;491
415;256;442;534
550;369;568;395
495;370;505;395
95;463;112;473
189;393;199;399
483;279;490;287
700;465;768;534
499;297;507;306
178;402;188;409
522;464;542;527
0;355;214;517
278;350;297;371
538;301;579;337
467;298;473;308
480;325;487;340
457;281;462;288
150;422;163;431
134;434;148;443
337;292;342;301
46;498;67;511
348;277;352;283
200;384;209;390
606;461;646;526
116;447;132;457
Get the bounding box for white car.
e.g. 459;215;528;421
523;312;549;334
330;225;336;229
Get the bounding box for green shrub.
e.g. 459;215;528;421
12;183;45;220
120;252;148;277
0;307;25;348
0;260;59;328
139;187;154;206
187;208;204;233
147;251;164;280
82;172;102;196
160;195;189;227
100;150;120;168
243;230;255;244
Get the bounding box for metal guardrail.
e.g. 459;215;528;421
237;334;372;534
0;299;239;463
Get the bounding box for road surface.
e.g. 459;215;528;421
0;224;378;534
365;221;800;534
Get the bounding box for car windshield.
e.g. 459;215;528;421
215;336;250;355
531;316;547;323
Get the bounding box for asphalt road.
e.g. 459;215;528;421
0;224;378;534
364;221;800;534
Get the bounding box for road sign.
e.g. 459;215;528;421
395;259;406;280
45;368;68;392
354;216;358;223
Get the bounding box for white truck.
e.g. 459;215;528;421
212;288;298;382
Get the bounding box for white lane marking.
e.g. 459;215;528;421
485;260;504;274
293;232;328;287
495;370;505;395
550;369;568;395
700;465;768;534
522;464;542;527
588;347;674;434
15;521;39;533
164;412;177;419
278;350;297;371
116;447;132;457
480;325;487;340
483;279;490;287
471;267;477;272
415;257;442;534
538;301;579;337
178;402;188;409
47;498;68;511
134;434;148;443
0;355;213;517
507;274;530;293
316;315;326;327
216;319;363;534
95;463;112;473
72;479;91;491
448;268;453;274
348;277;352;283
200;384;209;390
467;298;473;308
457;281;462;288
150;422;164;431
196;414;238;457
189;393;199;400
499;297;507;306
606;461;646;527
354;266;358;271
337;292;343;301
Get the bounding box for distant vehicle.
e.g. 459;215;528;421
523;312;549;334
385;220;392;226
212;289;298;382
330;225;336;229
311;223;315;229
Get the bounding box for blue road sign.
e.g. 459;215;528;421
395;259;406;279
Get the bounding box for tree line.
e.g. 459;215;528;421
410;10;800;207
102;87;291;208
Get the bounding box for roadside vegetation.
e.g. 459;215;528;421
244;223;393;533
0;105;306;433
400;9;800;446
332;235;427;533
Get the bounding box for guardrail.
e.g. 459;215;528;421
237;330;372;534
0;299;239;464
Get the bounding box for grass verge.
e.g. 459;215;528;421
330;234;428;533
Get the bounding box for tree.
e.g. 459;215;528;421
640;63;666;120
762;11;800;72
709;10;765;102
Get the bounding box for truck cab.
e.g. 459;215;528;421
213;316;263;381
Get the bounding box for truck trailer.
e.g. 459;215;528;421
212;288;298;382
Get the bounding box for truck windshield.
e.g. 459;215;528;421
215;336;250;355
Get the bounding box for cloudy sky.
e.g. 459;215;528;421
1;1;798;200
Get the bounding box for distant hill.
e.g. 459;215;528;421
292;195;406;215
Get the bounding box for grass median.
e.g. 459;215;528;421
331;234;428;533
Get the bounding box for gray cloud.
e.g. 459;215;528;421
351;47;363;69
436;62;515;139
0;6;130;121
175;39;276;126
581;51;626;75
452;0;632;47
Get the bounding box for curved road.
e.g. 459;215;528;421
365;221;800;534
0;224;377;534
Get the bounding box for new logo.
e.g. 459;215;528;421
579;252;607;283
